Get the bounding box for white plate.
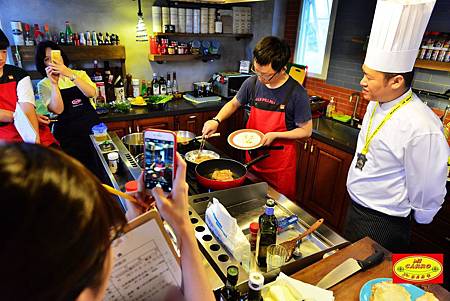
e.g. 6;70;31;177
227;129;265;150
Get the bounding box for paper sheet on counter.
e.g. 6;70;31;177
104;211;182;301
14;104;37;143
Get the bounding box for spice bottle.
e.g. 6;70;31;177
249;222;259;252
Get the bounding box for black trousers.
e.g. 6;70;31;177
343;201;411;253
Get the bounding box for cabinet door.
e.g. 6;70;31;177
300;139;353;231
296;138;312;203
133;116;175;132
105;121;132;138
176;113;203;135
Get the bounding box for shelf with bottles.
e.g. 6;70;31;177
148;53;220;63
414;59;450;72
10;45;126;80
153;32;253;39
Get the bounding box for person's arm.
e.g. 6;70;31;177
151;154;215;301
40;67;65;114
19;102;40;144
17;75;40;143
262;119;312;146
49;63;96;98
0;109;14;122
202;97;241;137
405;133;448;224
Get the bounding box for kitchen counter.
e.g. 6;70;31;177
98;98;227;123
312;117;360;154
291;236;449;300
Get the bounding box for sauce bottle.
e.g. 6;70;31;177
256;199;277;267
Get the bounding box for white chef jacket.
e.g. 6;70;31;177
347;89;449;224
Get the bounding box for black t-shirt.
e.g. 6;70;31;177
236;76;311;130
0;64;29;84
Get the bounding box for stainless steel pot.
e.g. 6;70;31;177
121;133;144;156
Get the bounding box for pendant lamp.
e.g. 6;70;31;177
136;0;148;42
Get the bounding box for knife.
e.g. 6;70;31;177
316;249;384;289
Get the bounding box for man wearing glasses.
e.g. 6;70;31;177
202;36;312;201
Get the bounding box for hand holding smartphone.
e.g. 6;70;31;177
50;50;62;64
144;129;177;192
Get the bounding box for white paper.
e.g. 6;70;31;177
104;219;182;301
14;104;37;143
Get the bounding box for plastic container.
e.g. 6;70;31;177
107;152;119;174
92;123;108;142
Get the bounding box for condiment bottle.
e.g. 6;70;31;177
220;265;240;301
247;272;264;301
256;199;277;267
107;152;119;174
249;222;259;252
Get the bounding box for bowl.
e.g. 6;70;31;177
185;149;220;165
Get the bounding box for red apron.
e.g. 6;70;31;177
245;79;298;201
0;81;57;146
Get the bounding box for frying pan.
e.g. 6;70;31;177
195;153;270;190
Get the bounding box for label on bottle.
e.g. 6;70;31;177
160;84;167;95
114;87;125;101
153;83;160;95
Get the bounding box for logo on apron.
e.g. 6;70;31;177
71;98;83;108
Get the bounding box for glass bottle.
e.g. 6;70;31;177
126;74;134;98
152;73;160;95
159;76;167;95
141;80;147;97
247;272;264;301
92;31;98;46
220;265;240;301
44;24;51;41
65;21;73;45
33;24;44;45
104;61;115;102
114;71;125;101
166;72;172;95
256;199;277;267
24;24;34;46
215;13;223;34
79;32;86;46
172;72;179;95
59;32;66;45
97;32;104;45
85;31;92;46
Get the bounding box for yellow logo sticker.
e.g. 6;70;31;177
393;255;443;283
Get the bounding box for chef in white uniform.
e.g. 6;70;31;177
345;0;449;252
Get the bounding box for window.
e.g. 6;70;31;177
294;0;339;79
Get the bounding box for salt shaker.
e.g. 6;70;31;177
107;152;119;174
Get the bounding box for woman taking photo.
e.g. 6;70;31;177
0;144;214;301
35;41;101;176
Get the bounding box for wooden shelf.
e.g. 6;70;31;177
11;45;126;63
415;59;450;72
154;33;252;39
10;45;126;80
149;54;200;62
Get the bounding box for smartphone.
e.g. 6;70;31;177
144;129;177;192
51;50;61;63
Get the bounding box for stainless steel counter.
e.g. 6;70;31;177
92;132;349;295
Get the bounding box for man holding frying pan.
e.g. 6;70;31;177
202;36;312;201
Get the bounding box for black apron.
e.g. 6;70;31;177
343;201;411;253
53;85;102;178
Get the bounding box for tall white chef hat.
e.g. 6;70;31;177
364;0;436;73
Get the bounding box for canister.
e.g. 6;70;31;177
151;6;162;33
185;8;193;33
107;152;119;174
178;8;186;33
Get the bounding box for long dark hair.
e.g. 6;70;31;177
35;40;70;77
0;143;126;301
0;28;10;50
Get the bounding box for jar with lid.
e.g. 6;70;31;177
107;152;119;174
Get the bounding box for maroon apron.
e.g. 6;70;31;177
0;81;57;146
245;78;298;201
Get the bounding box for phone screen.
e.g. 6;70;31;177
144;137;174;192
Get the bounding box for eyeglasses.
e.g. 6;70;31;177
251;65;279;82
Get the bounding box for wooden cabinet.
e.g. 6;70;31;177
134;116;175;132
175;113;203;135
296;138;353;232
105;120;131;138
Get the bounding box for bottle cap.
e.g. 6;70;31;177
226;265;239;286
266;199;275;207
107;151;119;161
248;272;264;291
249;222;259;234
125;180;138;192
